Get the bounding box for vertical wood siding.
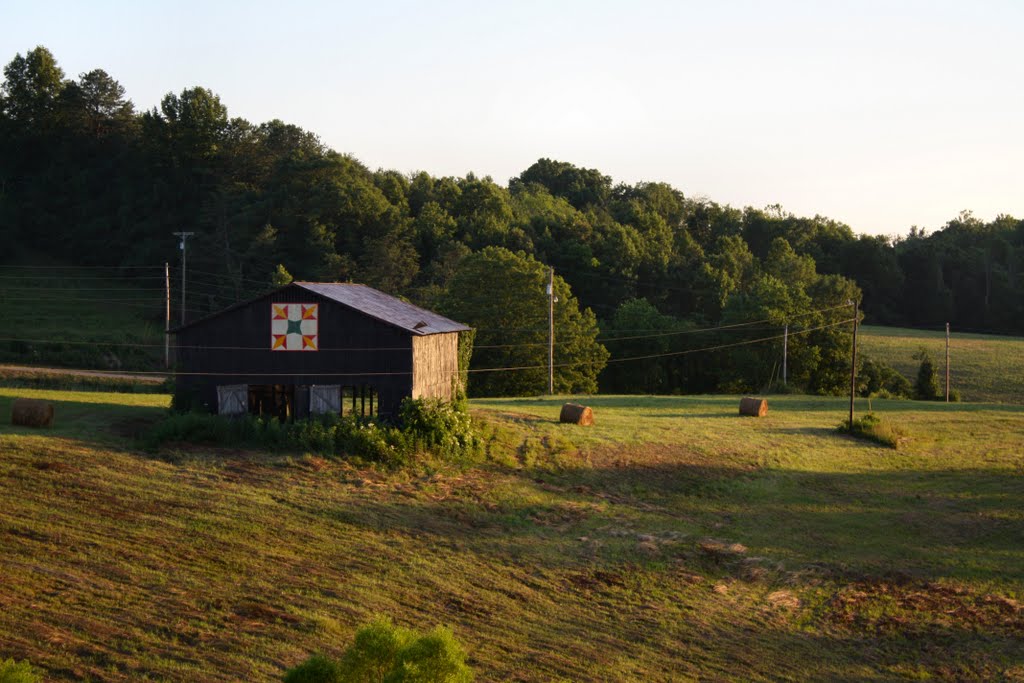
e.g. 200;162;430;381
411;333;459;401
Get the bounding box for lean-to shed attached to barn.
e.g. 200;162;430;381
171;282;471;420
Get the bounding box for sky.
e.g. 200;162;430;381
3;0;1022;237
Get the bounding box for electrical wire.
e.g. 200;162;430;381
470;318;856;373
0;274;167;281
0;264;164;269
0;286;166;292
0;317;855;379
0;302;853;353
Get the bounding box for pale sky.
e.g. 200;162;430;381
3;0;1022;236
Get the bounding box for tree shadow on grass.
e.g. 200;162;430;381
0;394;168;447
308;457;1024;587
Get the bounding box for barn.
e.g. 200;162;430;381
171;282;471;421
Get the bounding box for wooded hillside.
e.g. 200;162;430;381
2;46;1021;395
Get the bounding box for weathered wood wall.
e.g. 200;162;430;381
411;332;459;401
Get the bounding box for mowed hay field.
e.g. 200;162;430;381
1;389;1023;681
860;325;1024;404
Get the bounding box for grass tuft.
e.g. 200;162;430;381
837;412;907;448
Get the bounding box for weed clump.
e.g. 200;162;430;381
837;412;907;449
284;616;473;683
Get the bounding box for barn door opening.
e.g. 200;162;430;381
247;384;296;421
341;385;376;418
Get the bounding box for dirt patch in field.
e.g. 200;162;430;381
825;579;1024;635
31;459;78;473
562;569;627;593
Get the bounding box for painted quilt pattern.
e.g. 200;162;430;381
270;303;319;351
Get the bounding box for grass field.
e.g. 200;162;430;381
0;268;169;371
860;325;1024;404
1;389;1022;681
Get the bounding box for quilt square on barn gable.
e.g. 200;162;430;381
270;303;318;351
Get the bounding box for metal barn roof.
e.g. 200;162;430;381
293;282;470;335
172;281;470;336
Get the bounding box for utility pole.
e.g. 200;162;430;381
547;267;554;396
172;231;194;325
848;300;859;428
782;323;788;386
164;262;170;368
945;322;950;402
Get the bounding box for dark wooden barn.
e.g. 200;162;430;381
172;282;471;421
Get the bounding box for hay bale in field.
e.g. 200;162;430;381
559;403;594;426
739;397;768;417
11;398;54;428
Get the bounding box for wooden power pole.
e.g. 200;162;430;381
945;322;950;402
164;262;170;368
173;231;194;325
848;300;859;428
548;267;554;396
782;323;788;386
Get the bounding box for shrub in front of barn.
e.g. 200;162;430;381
145;398;479;467
399;398;478;461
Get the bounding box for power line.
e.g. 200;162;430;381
187;268;276;287
0;286;166;292
0;318;853;379
0;274;167;281
471;318;856;373
0;264;164;270
0;303;853;354
473;302;853;348
0;297;165;303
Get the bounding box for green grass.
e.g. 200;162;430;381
1;390;1023;681
0;268;168;370
0;366;167;394
860;325;1024;404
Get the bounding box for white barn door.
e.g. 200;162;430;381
310;385;341;415
217;384;248;416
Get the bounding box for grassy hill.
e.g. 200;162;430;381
859;325;1024;404
1;390;1022;681
0;267;168;371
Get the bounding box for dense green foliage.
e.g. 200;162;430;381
283;655;343;683
284;617;472;683
0;659;40;683
856;356;912;399
3;46;1022;395
147;398;479;465
440;247;607;395
913;348;942;400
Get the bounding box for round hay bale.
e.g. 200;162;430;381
739;397;768;417
559;403;594;426
11;398;54;428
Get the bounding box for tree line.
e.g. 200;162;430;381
2;46;1021;396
